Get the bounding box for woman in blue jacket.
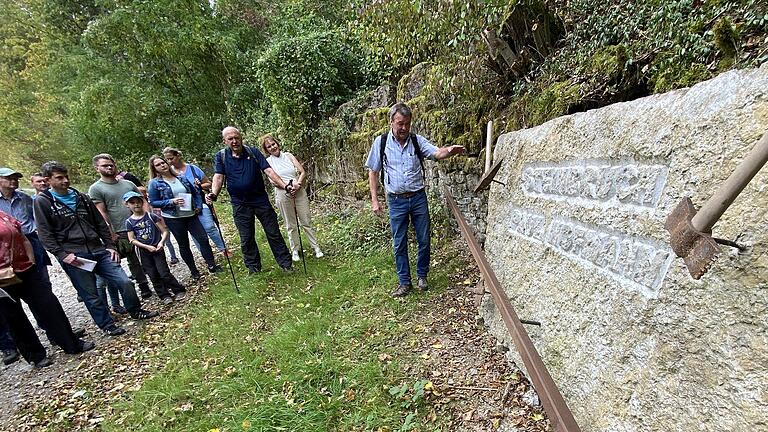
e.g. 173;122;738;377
147;155;220;280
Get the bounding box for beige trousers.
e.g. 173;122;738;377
274;187;319;253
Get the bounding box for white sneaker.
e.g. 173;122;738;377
314;249;324;258
292;251;300;262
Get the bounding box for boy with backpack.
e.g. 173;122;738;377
123;191;186;305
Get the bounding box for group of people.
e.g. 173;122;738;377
0;103;463;370
0;126;326;368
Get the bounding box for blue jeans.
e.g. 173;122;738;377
198;206;226;251
61;250;141;329
166;241;178;260
96;275;123;309
388;190;431;286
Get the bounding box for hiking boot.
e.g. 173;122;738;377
417;277;429;291
169;257;179;265
161;296;173;305
208;265;223;273
248;267;261;275
52;327;88;348
191;272;202;282
139;283;153;299
2;349;20;365
391;284;412;298
33;357;53;368
131;309;159;320
314;248;324;258
112;305;128;315
292;251;300;262
79;340;96;353
174;292;187;301
103;325;126;337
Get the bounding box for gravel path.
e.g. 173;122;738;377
0;239;198;426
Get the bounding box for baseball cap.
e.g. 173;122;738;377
0;168;23;178
122;191;144;202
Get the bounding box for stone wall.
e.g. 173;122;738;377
481;63;768;431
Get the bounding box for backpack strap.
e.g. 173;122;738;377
410;133;426;181
378;132;427;186
379;131;389;186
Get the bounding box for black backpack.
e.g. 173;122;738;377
379;131;425;186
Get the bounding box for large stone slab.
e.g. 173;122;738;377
483;63;768;431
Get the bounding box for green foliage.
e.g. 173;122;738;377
256;31;365;149
546;0;766;92
322;204;390;256
713;17;739;67
349;0;512;80
1;0;766;185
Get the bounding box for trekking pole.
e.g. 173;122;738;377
287;180;307;275
205;200;240;294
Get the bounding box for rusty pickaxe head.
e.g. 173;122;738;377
664;197;720;279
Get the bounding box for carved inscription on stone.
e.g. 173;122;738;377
506;207;547;243
505;207;673;298
547;216;673;298
521;160;668;211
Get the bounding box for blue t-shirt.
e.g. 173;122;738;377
125;213;162;246
50;189;78;211
0;190;36;234
179;163;206;186
213;146;271;206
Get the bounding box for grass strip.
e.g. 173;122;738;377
103;206;452;431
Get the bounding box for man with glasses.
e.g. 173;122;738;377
88;154;154;302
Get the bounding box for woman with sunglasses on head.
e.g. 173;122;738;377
146;155;221;281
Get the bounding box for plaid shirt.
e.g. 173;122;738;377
365;131;438;194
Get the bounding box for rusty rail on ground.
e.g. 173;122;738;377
443;186;581;432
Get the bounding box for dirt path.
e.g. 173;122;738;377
0;239;197;430
398;247;551;431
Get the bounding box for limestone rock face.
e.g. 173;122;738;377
483;63;768;431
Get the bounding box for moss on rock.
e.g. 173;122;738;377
588;45;629;82
713;17;739;69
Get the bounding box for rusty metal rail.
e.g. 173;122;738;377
443;186;581;432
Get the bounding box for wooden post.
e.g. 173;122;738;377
485;120;494;173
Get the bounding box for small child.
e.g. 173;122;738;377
123;191;186;305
